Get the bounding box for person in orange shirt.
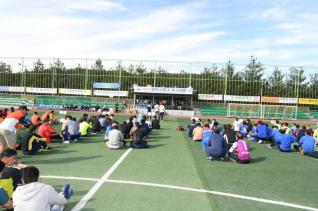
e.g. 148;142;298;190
38;119;62;144
41;111;51;122
0;113;4;123
31;112;41;126
0;105;28;153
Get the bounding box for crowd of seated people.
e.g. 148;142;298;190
187;117;318;163
0;105;162;210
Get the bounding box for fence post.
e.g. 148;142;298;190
85;58;89;91
153;60;157;87
189;62;192;88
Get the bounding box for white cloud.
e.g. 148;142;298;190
261;7;287;20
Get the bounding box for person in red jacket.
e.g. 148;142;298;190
38;119;62;144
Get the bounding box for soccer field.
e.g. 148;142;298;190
18;116;318;211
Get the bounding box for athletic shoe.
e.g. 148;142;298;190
61;184;73;200
43;146;52;152
230;157;237;163
266;144;273;149
258;140;263;144
220;157;225;161
206;157;212;160
63;140;70;144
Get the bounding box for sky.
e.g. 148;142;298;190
0;0;318;67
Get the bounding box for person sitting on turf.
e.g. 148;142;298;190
314;128;318;146
62;115;81;143
21;125;48;155
104;124;113;141
38;119;62;144
256;121;268;144
188;119;196;138
118;122;130;139
130;122;148;149
246;118;253;132
31;111;42;126
151;115;160;130
296;126;306;141
126;117;134;132
140;119;150;136
294;129;315;156
275;129;297;152
201;123;212;149
192;123;203;142
0;161;13;210
41;111;54;123
223;124;237;156
205;128;227;161
79;118;92;137
79;113;89;123
233;118;242;132
0;112;4;123
229;132;250;164
12;166;73;211
0;148;25;190
106;123;125;149
240;121;248;138
90;115;102;134
281;123;290;134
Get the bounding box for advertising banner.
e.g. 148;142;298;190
93;82;120;89
0;86;25;92
26;87;57;94
279;97;298;104
59;89;91;96
93;90;128;97
299;98;318;105
224;95;260;102
134;86;193;95
198;94;223;101
261;97;279;103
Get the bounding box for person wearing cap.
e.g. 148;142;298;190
0;105;29;153
106;123;125;149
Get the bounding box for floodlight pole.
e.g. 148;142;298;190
85;58;89;91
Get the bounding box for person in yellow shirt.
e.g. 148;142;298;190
192;123;203;142
314;128;318;145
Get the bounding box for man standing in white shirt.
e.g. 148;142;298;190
233;118;242;132
159;103;165;120
154;102;160;119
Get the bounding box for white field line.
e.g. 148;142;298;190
41;175;99;182
106;179;318;211
71;148;133;211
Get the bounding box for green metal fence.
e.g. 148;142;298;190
0;57;317;107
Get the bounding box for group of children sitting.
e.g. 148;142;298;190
188;117;318;163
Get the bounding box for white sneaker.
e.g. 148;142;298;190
258;140;263;144
63;140;70;144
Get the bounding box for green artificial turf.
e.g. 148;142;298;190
14;115;318;211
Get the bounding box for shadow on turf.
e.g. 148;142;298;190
250;156;266;163
307;152;318;159
26;156;103;164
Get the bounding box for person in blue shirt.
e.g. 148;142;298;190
275;129;297;152
188;119;196;138
205;129;227;161
140;119;150;136
266;126;279;148
256;121;268;144
294;129;315;155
